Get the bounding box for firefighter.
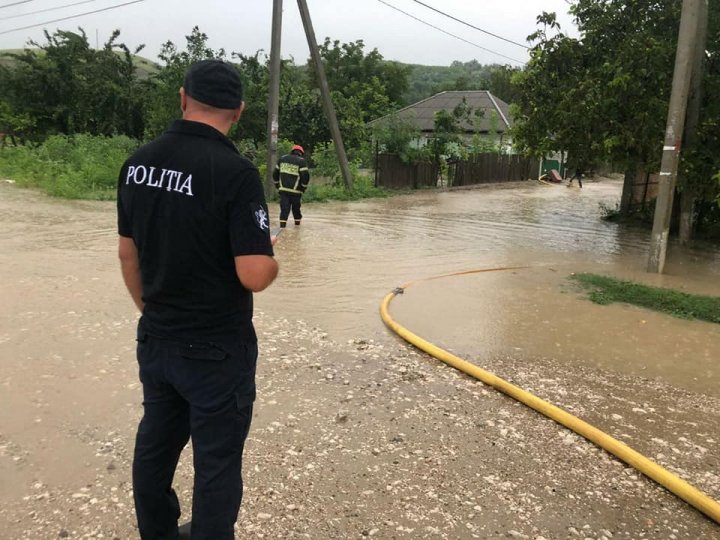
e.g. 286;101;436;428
273;144;310;227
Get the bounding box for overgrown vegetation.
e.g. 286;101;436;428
0;25;517;202
303;175;388;202
0;135;138;199
571;273;720;324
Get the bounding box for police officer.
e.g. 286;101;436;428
273;144;310;227
117;59;278;540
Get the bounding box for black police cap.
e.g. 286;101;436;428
183;59;243;110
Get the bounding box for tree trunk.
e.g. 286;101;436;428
679;188;695;245
676;0;707;247
620;162;637;216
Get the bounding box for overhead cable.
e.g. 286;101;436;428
377;0;525;64
411;0;528;49
0;0;143;35
2;0;96;21
0;0;35;10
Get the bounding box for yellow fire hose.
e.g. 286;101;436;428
380;267;720;525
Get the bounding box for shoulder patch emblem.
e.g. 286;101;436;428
252;204;270;231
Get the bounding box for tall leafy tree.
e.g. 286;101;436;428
572;0;680;212
514;1;719;238
513;3;682;212
487;65;523;104
144;26;226;139
1;28;145;140
231;51;271;146
303;38;411;155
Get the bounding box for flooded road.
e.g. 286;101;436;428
1;178;719;539
2;178;718;396
263;179;720;396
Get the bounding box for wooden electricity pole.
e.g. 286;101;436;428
265;0;283;197
296;0;354;189
647;0;703;273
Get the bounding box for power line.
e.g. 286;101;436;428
0;0;144;35
0;0;35;10
376;0;525;64
2;0;96;21
411;0;528;49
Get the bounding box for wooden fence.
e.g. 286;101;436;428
449;153;540;186
375;153;437;189
630;171;660;209
375;153;538;189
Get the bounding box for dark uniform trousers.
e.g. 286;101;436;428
279;191;302;226
133;326;256;540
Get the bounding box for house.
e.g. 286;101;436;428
368;90;513;150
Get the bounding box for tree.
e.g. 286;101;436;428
513;4;681;211
677;2;720;240
316;39;409;107
512;11;602;171
92;30;147;138
487;65;522;104
231;51;271;145
513;1;720;240
144;26;226;138
277;59;327;154
573;0;680;213
370;113;420;159
1;28;146;140
0;100;35;145
306;38;411;155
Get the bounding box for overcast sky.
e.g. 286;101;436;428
0;0;578;67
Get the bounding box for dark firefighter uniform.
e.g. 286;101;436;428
273;146;309;227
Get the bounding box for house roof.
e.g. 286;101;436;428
370;90;512;133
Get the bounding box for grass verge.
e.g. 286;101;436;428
290;175;389;203
1;136;390;203
0;134;139;200
570;272;720;324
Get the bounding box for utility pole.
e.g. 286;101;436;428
678;0;708;246
265;0;283;197
296;0;354;189
647;0;702;273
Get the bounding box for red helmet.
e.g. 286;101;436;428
291;144;305;155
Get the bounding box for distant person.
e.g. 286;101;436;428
568;168;584;188
273;144;310;227
117;59;278;540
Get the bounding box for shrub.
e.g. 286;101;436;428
303;173;387;202
0;134;139;199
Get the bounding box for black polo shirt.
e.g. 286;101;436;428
117;119;274;341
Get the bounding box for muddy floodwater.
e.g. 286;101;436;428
266;179;720;396
1;177;719;539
